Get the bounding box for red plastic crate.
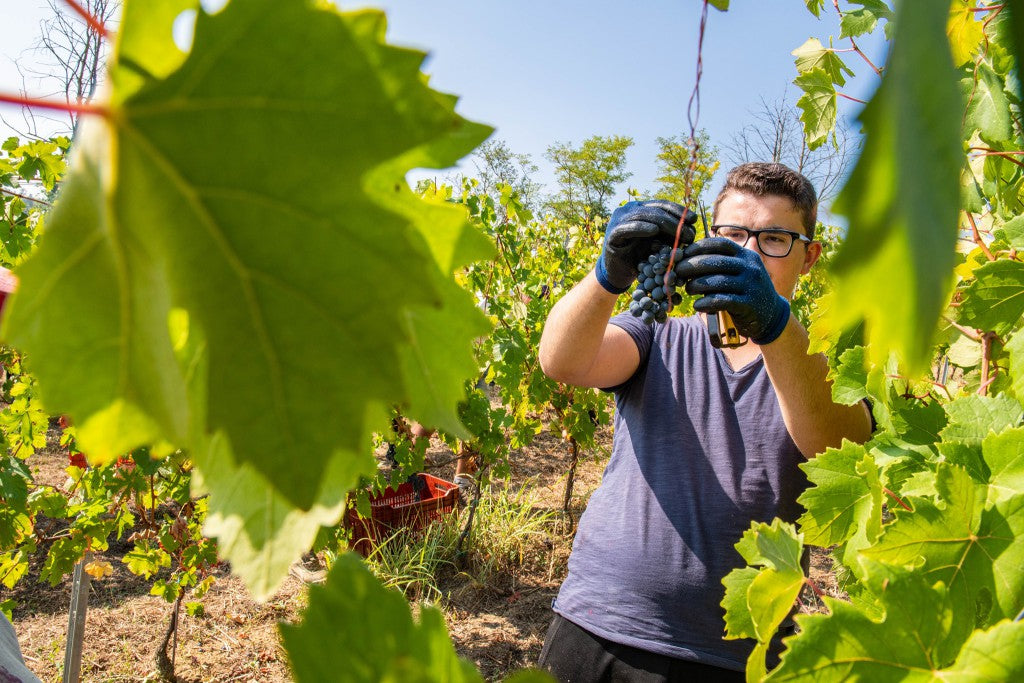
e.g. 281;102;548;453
346;473;459;555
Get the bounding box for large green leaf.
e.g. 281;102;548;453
981;426;1024;505
792;38;854;85
957;259;1024;336
793;68;837;152
724;520;805;682
940;394;1023;444
280;553;482;682
865;465;1024;637
961;64;1013;145
767;565;1022;681
826;1;962;373
796;441;881;548
1;0;493;508
839;0;894;40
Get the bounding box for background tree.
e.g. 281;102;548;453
3;0;120;138
471;138;541;213
652;129;720;210
544;134;633;228
722;95;856;202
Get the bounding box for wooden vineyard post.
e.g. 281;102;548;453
63;552;91;683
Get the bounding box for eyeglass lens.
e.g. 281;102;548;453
715;226;795;257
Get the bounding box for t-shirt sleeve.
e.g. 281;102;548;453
602;312;654;393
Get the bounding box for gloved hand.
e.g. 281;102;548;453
675;237;791;344
596;200;697;294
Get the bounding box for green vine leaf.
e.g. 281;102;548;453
839;0;894;40
793;68;837;152
864;464;1024;641
940;394;1024;444
961;64;1013;145
768;564;1005;681
1;0;492;508
958;260;1024;336
980;426;1024;505
724;520;805;681
947;0;984;68
791;38;854;85
826;0;963;373
796;441;881;549
280;553;482;682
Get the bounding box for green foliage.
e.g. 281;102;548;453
2;0;491;514
722;520;805;681
717;5;1024;681
281;553;481;683
827;1;962;373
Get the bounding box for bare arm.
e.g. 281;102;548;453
761;316;873;458
538;270;641;389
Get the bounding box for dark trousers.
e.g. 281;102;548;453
537;614;745;683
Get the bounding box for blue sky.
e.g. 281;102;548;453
1;0;888;206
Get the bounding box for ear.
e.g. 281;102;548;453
800;241;822;275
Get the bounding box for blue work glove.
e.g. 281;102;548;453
595;200;697;294
675;237;791;344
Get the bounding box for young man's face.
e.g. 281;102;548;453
713;191;821;299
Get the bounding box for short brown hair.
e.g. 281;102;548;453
712;163;818;239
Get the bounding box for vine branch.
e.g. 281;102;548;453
0;92;108;118
965;212;996;261
0;187;52;207
61;0;111;39
831;0;883;76
883;487;913;512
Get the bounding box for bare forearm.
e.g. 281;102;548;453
761;316;872;458
539;270;619;383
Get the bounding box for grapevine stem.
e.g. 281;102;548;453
966;212;996;261
0;92;108;118
804;575;828;601
883;487;913;512
970;4;1004;13
942;315;983;342
968;148;1024;170
0;187;52;207
836;92;868;105
979;332;995;396
60;0;110;38
831;0;883;76
884;373;954;401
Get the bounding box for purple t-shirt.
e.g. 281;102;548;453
552;314;807;671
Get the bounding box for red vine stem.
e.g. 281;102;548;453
0;187;51;207
0;92;108;117
832;0;883;76
970;4;1004;12
804;576;828;601
61;0;110;38
663;0;710;298
942;315;983;342
883;487;913;512
965;212;996;261
968;148;1024;170
836;92;867;105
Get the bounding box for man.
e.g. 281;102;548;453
536;163;872;681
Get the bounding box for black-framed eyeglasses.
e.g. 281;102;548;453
710;224;813;258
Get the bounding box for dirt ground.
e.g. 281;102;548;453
8;418;840;682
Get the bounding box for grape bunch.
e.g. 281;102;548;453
628;243;686;325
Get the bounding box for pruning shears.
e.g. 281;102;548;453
699;201;744;349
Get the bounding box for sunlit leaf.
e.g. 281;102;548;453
1;0;492;508
281;553;482;682
794;69;837;152
958;259;1024;335
947;0;984;67
827;1;962;373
